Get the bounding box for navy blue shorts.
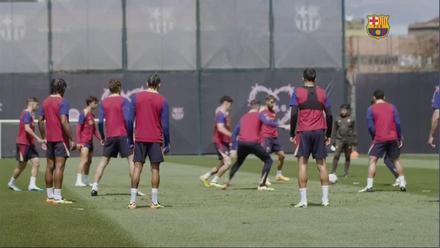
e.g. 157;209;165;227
103;136;132;158
133;142;164;164
262;137;283;154
368;140;400;160
215;142;231;160
16;144;39;162
294;130;327;160
46;142;70;159
79;142;94;152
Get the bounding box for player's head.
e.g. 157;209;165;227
108;79;122;94
303;68;316;83
265;95;276;110
50;78;67;96
339;104;351;117
220;96;233;111
26;97;39;111
147;74;161;90
86;96;99;110
373;89;385;101
249;99;260;110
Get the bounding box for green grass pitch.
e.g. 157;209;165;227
0;154;438;247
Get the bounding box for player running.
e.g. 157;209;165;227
259;95;290;182
330;104;357;178
359;89;407;193
128;74;170;209
428;86;439;148
74;96;102;187
199;96;234;188
91;79;144;197
8;97;44;192
223;99;274;191
289;68;333;208
38;79;75;204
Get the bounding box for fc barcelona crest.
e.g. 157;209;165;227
366;15;390;39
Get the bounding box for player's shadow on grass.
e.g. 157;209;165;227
229;187;258;191
101;193;130;196
136;204;173;208
289;202;323;207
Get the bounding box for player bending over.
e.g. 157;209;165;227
290;68;333;208
200;96;234;188
223;99;274;191
128;74;170;209
330;104;357;178
38;79;75;204
259;95;290;182
359;89;406;193
74;96;102;187
8;97;44;192
91;79;144;197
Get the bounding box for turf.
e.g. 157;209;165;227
0;154;438;247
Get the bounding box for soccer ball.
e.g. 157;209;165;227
329;173;338;184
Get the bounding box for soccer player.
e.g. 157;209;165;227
289;68;333;208
128;74;170;209
223;99;274;191
259;95;290;182
91;79;144;197
38;78;75;204
74;96;102;187
428;86;439;148
8;97;44;192
330;104;357;177
359;89;406;192
199;96;233;188
369;97;400;187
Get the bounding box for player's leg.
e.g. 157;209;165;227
75;146;89;187
128;142;147;208
83;150;93;186
294;132;310;208
252;144;273;190
28;157;43;191
275;150;289;181
358;155;378;192
343;143;352;177
8;161;27;192
359;142;383;192
225;143;250;188
316;158;330;206
150;163;161;208
388;142;406;191
53;155;68;202
200;160;221;187
45;143;56;202
383;152;399;186
91;156;111;196
145;143;164;208
200;143;225;185
331;140;343;174
92;137;118;196
210;152;232;187
294;156;309;208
